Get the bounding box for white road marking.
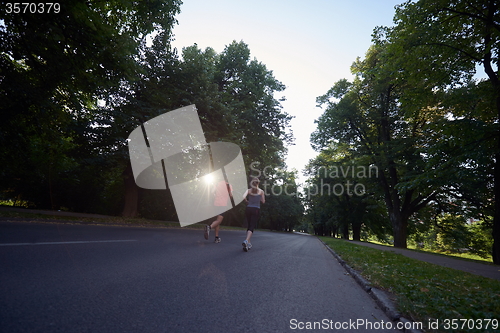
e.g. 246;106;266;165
0;240;137;246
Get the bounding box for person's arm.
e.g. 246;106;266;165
242;189;249;203
260;189;265;204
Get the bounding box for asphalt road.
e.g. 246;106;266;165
0;222;398;332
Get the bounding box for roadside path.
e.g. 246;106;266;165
349;240;500;281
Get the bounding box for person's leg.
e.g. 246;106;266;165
214;224;220;238
210;215;223;235
244;208;259;249
245;208;255;242
205;214;223;240
242;208;253;251
213;221;221;239
246;211;257;243
245;208;254;237
245;230;253;242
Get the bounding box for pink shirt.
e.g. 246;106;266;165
214;181;232;206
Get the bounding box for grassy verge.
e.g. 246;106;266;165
0;209;249;231
364;239;493;265
0;210;250;230
366;238;493;263
405;245;493;263
320;237;500;333
0;210;179;227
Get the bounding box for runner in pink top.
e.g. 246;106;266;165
204;180;233;243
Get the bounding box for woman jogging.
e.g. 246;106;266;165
242;177;265;251
204;180;233;243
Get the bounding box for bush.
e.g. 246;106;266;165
409;214;493;259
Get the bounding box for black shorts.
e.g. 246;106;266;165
245;207;260;232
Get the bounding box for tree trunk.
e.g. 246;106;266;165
122;163;139;217
481;9;499;264
341;225;349;239
352;222;361;241
493;151;500;265
390;210;407;248
332;226;338;238
380;172;409;248
492;93;500;265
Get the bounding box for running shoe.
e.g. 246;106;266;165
247;242;252;250
214;237;221;243
242;240;248;252
204;225;210;240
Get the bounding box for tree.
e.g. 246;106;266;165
0;0;182;212
378;0;500;262
313;45;441;248
304;146;389;240
102;31;183;218
259;169;303;231
214;41;293;168
0;2;295;222
115;40;293;218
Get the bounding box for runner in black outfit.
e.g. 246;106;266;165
241;177;265;251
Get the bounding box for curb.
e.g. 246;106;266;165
318;238;423;333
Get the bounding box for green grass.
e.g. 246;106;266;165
407;245;493;263
0;210;179;227
364;238;494;265
320;237;500;333
365;238;493;263
0;209;248;231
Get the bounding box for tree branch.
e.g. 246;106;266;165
419;42;482;62
441;5;500;32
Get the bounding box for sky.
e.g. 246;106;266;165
170;0;403;185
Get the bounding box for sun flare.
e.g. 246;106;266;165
204;173;214;184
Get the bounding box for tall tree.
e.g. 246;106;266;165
259;169;303;231
312;45;438;248
214;41;293;168
116;41;293;218
102;31;183;218
378;0;500;262
304;145;390;241
0;0;182;211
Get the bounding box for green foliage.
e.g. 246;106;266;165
118;40;294;219
0;0;182;212
259;169;303;231
321;237;500;333
436;215;474;253
0;0;296;224
310;0;498;255
408;214;494;259
311;44;440;247
378;0;500;263
304;146;390;239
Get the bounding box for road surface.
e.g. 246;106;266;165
0;221;398;332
